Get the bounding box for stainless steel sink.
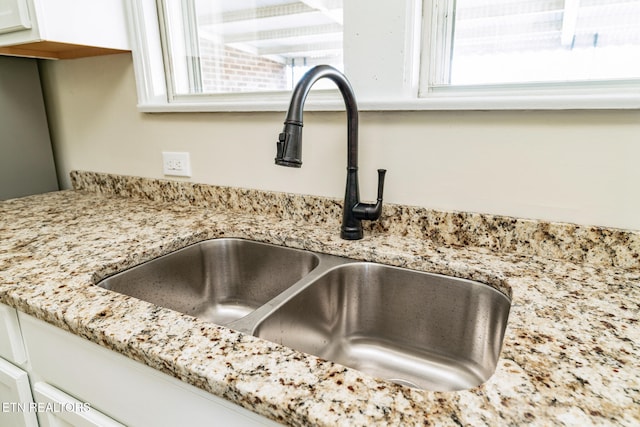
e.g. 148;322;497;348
251;263;511;391
96;238;511;391
96;238;319;325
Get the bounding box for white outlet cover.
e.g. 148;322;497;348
162;152;191;177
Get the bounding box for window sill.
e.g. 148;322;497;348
137;91;640;113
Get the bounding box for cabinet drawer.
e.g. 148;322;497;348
33;382;125;427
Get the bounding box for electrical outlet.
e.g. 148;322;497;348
162;152;191;177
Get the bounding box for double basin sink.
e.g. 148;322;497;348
97;238;511;391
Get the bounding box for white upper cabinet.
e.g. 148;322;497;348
0;0;129;59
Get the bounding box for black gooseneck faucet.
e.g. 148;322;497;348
275;65;386;240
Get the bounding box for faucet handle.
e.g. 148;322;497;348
353;169;386;221
376;169;387;203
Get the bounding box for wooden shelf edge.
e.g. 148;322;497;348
0;41;130;60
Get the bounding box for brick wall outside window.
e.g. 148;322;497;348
199;38;288;93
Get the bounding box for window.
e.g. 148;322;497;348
158;0;344;97
427;0;640;86
127;0;640;111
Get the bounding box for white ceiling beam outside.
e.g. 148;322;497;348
220;23;342;44
298;0;343;24
254;40;342;57
198;3;315;26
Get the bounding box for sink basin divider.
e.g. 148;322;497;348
227;254;356;335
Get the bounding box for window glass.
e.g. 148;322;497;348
160;0;344;96
435;0;640;86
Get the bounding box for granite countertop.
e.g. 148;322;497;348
0;171;638;426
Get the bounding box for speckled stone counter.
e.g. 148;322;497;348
1;171;638;426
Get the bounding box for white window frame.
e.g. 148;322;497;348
126;0;640;112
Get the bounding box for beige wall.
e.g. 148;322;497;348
40;53;640;231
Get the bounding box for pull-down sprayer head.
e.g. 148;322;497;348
275;64;358;169
275;120;303;167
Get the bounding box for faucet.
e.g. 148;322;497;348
275;65;386;240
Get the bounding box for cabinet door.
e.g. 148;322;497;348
33;382;125;427
0;0;31;34
0;357;38;427
0;303;27;365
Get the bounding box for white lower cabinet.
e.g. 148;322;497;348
0;357;38;427
0;302;281;427
18;312;281;427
